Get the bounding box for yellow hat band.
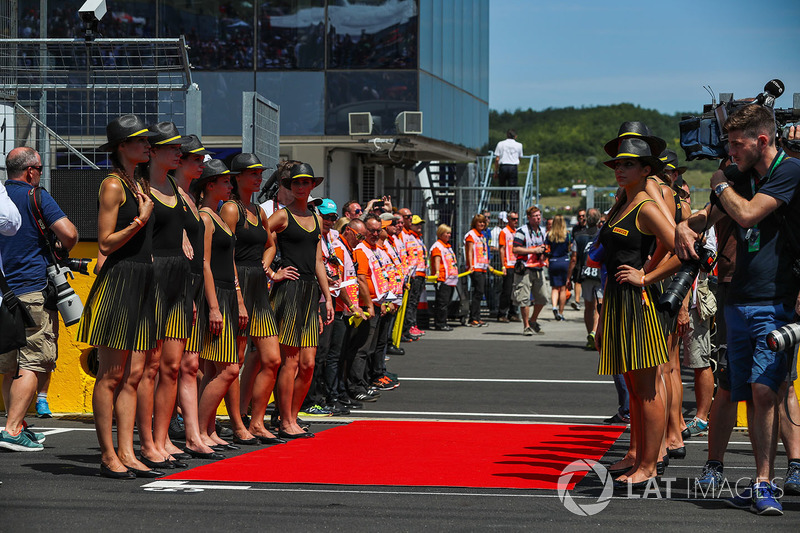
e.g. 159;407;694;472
189;147;206;153
155;135;181;145
616;153;643;158
247;164;264;168
620;132;643;137
128;128;149;138
292;174;314;179
666;163;676;169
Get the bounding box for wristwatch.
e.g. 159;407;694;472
714;182;730;197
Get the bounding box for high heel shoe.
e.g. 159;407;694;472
183;447;225;460
126;466;166;478
99;463;136;480
667;446;686;459
140;455;174;470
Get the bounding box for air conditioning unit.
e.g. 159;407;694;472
348;112;373;135
395;111;422;135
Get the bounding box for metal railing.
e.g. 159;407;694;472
476;152;539;213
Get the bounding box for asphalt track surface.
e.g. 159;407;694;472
1;306;798;531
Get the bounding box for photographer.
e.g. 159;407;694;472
675;104;800;515
0;147;78;451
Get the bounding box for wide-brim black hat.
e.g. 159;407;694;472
659;149;688;175
603;121;667;158
180;134;214;156
281;162;324;187
98;114;158;151
231;153;267;172
604;138;665;173
194;159;238;188
148;121;191;147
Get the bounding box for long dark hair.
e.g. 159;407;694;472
257;159;300;202
109;149;150;196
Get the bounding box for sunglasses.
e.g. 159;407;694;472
27;165;44;172
348;228;365;241
353;209;363;215
321;214;338;221
508;217;518;221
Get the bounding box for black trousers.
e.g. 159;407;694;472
498;164;518;187
369;313;393;382
323;312;348;402
434;282;455;328
498;269;517;318
402;276;425;335
470;271;487;322
347;314;378;396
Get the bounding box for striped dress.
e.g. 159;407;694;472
77;175;156;352
597;199;669;375
198;210;239;363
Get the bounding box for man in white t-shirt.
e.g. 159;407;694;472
493;129;523;187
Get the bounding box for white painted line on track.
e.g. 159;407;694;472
401;378;614;384
141;480;584;497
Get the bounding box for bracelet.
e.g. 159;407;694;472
235;287;241;291
266;270;273;280
234;279;240;288
133;216;144;227
641;274;647;286
349;303;356;310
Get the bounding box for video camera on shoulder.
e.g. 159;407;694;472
679;79;800;161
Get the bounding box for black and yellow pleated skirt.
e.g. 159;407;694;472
77;258;156;352
270;278;319;348
237;263;277;338
153;254;192;341
185;271;205;353
198;279;239;363
597;281;669;375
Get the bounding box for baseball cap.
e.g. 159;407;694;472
319;198;338;215
411;215;425;224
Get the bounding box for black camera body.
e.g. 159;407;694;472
680;79;800;161
657;241;717;315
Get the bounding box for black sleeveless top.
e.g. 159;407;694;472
598;199;656;283
151;176;186;257
672;190;683;223
277;208;320;281
202;209;236;284
184;201;205;275
226;201;268;266
105;175;153;264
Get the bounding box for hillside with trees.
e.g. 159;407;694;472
487;104;718;195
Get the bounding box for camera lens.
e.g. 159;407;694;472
766;323;800;352
657;261;700;315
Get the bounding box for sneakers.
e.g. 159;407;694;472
686;417;709;437
469;321;483;327
695;461;724;491
0;429;44;452
509;315;521;322
725;482;753;510
784;461;800;496
531;321;543;334
325;401;351;416
352;392;378;403
571;301;582;310
409;326;425;336
523;326;533;336
372;376;399;391
602;413;630;425
585;332;596;350
299;404;332;417
497;317;509;323
169;415;186;440
751;481;783;515
552;308;559;320
36;398;52;418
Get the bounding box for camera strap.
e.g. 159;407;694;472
27;187;59;265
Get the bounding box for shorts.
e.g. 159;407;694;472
681;308;711;369
0;292;58;374
725;302;793;402
512;268;548;307
581;279;602;303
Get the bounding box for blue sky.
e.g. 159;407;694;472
489;0;800;115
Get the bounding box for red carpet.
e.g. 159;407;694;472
166;421;624;489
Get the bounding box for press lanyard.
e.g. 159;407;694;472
747;151;786;252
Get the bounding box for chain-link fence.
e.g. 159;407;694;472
0;37;195;238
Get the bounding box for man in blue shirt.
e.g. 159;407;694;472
0;147;78;451
676;105;800;515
